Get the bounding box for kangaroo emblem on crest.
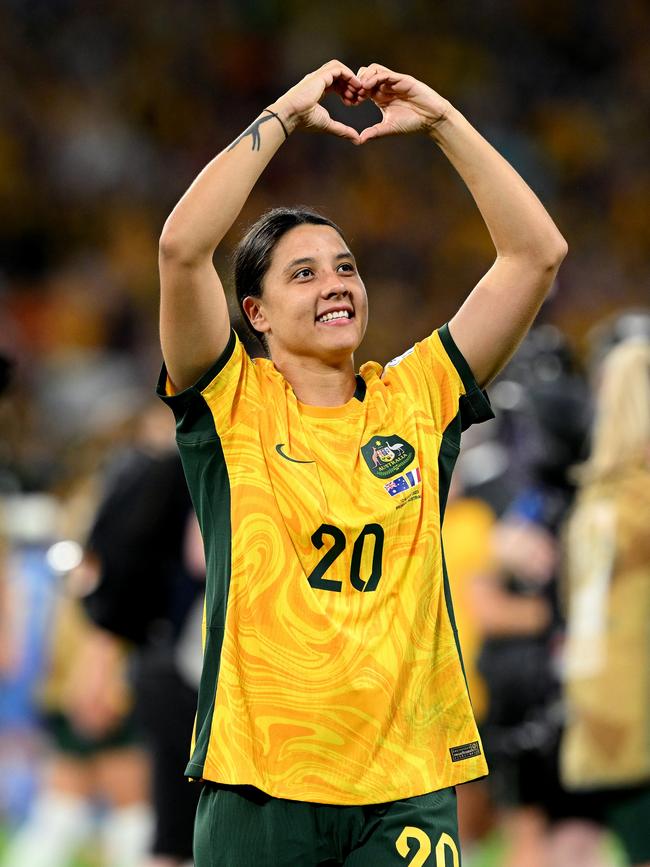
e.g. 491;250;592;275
362;436;415;479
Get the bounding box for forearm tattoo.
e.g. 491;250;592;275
227;113;276;152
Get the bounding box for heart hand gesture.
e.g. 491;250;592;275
272;60;365;144
270;61;452;146
356;64;452;143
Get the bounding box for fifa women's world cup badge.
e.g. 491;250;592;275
361;435;415;479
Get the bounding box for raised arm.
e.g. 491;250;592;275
159;61;363;391
357;64;568;387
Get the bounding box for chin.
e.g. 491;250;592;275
318;336;360;363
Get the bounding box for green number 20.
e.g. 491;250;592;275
307;523;384;593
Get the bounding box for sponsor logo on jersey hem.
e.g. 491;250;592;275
449;741;482;762
361;435;415;479
275;443;315;464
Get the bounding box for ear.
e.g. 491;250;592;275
242;296;271;335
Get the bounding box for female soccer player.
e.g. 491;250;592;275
157;60;567;867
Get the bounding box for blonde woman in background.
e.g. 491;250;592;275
561;336;650;867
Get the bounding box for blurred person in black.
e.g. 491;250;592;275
68;399;203;867
472;326;606;867
560;319;650;867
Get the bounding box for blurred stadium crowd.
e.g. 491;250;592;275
0;1;649;865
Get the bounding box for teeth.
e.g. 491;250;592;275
318;310;351;322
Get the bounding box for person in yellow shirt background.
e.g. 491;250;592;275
561;319;650;867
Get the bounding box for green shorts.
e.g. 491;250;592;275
194;783;460;867
604;783;650;866
44;711;140;758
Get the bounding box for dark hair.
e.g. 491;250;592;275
233;206;347;350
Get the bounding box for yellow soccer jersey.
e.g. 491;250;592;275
158;324;493;805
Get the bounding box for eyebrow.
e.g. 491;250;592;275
283;251;355;275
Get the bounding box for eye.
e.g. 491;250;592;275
293;267;314;280
337;262;355;273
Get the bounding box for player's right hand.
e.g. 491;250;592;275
268;60;364;143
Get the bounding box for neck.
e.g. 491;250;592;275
271;351;357;406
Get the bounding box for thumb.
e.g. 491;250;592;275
326;118;361;144
358;120;392;144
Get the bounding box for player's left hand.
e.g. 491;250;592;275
356;64;452;143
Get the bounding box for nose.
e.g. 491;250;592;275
322;276;349;298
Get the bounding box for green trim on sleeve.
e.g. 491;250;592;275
175;419;232;778
156;330;237;439
438;323;477;392
437;324;495;431
438;412;470;693
155;332;237;778
157;329;236;398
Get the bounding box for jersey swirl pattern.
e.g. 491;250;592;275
158;325;493;804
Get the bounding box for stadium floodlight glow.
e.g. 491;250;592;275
46;540;83;574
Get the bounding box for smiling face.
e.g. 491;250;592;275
242;224;368;365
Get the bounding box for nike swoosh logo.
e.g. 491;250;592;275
275;443;315;464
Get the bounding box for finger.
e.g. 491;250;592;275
326;79;363;101
329;78;364;100
340;91;366;108
358;62;409;91
324;118;361;144
322;59;363;90
360;73;404;94
358;62;392;82
357;64;390;96
358;121;393;144
335;80;367;106
332;75;364;97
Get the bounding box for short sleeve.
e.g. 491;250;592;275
381;323;494;433
156;330;257;438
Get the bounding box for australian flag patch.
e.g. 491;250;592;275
384;467;421;497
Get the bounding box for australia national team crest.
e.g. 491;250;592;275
361;434;415;480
